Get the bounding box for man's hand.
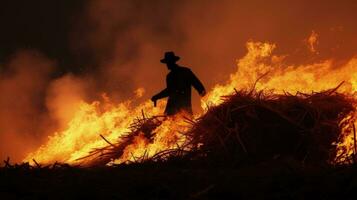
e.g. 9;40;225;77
151;95;158;107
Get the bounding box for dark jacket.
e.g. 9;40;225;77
154;66;205;115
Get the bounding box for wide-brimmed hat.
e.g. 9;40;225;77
160;51;180;63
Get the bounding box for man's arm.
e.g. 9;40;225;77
190;70;206;96
152;88;169;100
151;88;169;107
151;75;171;106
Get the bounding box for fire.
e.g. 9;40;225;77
307;30;319;54
203;41;356;107
336;111;357;163
134;87;145;98
203;41;356;163
113;113;191;164
25;98;166;164
25;40;356;166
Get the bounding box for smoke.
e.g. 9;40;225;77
0;53;92;163
0;50;55;161
71;0;357;109
70;0;182;101
45;74;90;129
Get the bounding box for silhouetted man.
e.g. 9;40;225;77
151;51;206;116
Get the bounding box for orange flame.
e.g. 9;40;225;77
134;87;145;98
24;41;356;166
307;30;319;54
114;113;191;164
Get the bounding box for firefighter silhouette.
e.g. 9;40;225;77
151;51;206;115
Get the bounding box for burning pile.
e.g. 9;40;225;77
78;115;165;166
77;85;355;167
186;87;356;165
23;41;357;167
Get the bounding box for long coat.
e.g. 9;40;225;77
154;66;205;115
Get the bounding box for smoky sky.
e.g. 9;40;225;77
0;0;85;75
0;0;357;162
1;0;356;75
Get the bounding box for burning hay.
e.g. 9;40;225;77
185;88;356;165
84;86;356;167
78;114;165;166
22;41;357;167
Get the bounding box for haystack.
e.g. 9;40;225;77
85;87;356;166
185;88;355;165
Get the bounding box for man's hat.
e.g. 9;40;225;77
160;51;180;63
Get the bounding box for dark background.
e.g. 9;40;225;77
0;1;85;75
1;0;357;77
1;0;357;75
